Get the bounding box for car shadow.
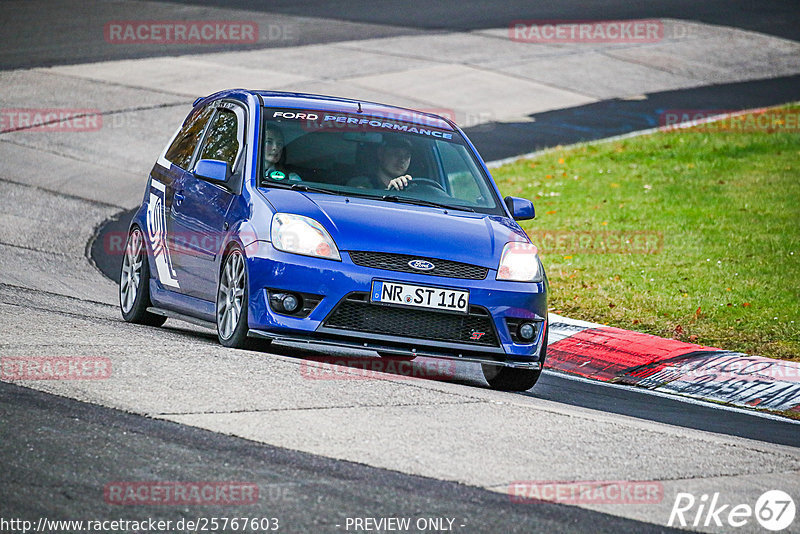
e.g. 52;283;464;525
151;316;490;388
262;342;482;387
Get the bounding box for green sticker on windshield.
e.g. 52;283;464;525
269;170;286;181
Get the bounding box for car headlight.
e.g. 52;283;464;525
497;242;543;282
271;213;341;261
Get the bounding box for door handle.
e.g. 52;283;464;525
174;191;185;206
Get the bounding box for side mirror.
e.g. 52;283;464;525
504;196;535;220
194;159;230;183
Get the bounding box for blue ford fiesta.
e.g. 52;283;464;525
119;89;548;391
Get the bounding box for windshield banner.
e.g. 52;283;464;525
268;109;454;139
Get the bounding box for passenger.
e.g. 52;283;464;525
348;136;414;191
262;125;301;183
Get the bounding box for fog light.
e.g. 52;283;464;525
281;294;300;313
518;322;536;341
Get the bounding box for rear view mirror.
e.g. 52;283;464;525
504;196;535;220
194;159;230;183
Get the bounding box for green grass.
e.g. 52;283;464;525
492;105;800;361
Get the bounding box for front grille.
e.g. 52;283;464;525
323;293;499;347
349;251;488;280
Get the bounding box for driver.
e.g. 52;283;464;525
348;136;414;191
262;125;301;183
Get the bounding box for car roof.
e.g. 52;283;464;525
252;90;456;131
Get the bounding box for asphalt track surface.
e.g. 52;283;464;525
0;381;684;534
2;0;799;68
3;1;800;532
469;74;800;161
192;0;800;41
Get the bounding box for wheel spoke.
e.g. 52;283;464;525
226;259;234;284
125;283;134;309
217;251;246;341
132;231;142;259
120;229;145;314
224;308;234;337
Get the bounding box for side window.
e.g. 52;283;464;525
437;140;482;201
164;106;214;170
199;109;240;169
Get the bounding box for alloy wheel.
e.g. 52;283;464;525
217;250;246;340
120;227;143;314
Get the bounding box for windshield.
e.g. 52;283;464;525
259;107;504;215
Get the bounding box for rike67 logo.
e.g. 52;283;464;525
669;490;795;531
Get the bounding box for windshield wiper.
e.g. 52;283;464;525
260;181;345;196
262;182;475;212
289;183;341;195
380;194;475;212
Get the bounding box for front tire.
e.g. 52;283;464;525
482;365;542;392
482;323;548;391
216;247;250;348
119;226;167;327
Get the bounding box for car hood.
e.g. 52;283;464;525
259;189;528;268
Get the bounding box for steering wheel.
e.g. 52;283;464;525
403;177;448;193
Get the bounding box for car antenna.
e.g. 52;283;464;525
357;102;363;113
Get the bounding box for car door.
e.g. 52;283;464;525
170;102;245;301
146;105;214;292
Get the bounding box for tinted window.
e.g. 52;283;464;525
199;109;240;168
164;106;214;170
260;107;503;215
437;140;491;204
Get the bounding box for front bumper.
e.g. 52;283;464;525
244;242;548;366
248;329;542;369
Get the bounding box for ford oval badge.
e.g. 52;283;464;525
408;259;435;271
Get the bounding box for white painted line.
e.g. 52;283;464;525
543;369;800;425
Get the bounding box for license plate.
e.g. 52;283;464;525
371;280;469;314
